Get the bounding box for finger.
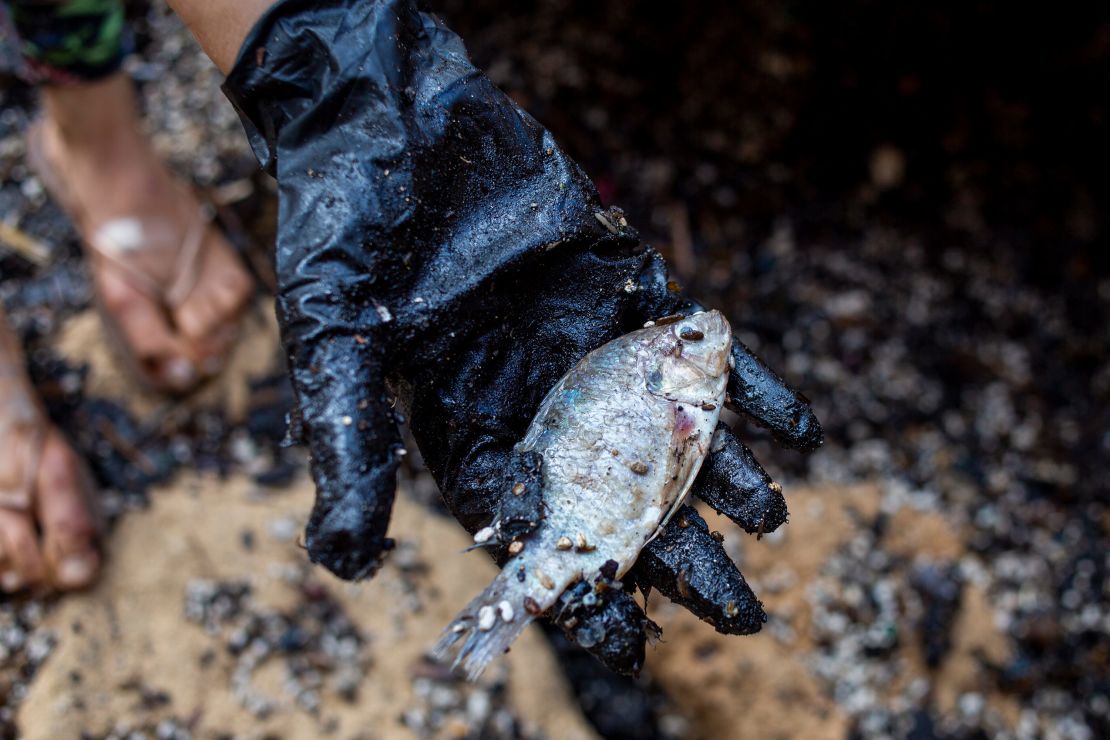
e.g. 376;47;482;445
433;437;518;537
289;332;403;581
433;444;545;558
729;339;823;452
633;250;823;452
495;449;546;541
693;423;788;536
0;507;47;592
408;342;549;542
632;505;765;635
549;579;652;676
36;431;100;589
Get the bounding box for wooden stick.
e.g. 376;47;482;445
0;221;52;266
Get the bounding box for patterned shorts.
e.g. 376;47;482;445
1;0;127;85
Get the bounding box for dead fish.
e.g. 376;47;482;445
434;310;732;679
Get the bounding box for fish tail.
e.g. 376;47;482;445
432;568;534;681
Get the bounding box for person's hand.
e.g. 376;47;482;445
222;0;821;674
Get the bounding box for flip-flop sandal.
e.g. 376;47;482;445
25;121;245;394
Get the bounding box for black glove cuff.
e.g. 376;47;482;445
222;0;438;175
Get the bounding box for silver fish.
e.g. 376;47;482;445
434;310;732;679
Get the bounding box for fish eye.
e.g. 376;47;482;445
678;325;704;341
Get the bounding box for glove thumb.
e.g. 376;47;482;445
284;316;404;581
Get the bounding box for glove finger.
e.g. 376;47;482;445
632;504;765;635
435;443;546;553
728;337;823;451
427;434;517;536
693;423;788;536
496;449;546;540
549;579;653;676
290;335;404;581
634;250;822;451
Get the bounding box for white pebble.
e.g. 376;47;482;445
473;526;496;544
477;606;496;631
498;600;514;622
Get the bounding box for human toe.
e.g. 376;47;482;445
97;267;199;392
175;240;250;337
0;508;48;592
36;431;100;590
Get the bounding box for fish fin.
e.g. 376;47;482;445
647;434;712;544
647;487;695;545
432;569;535;681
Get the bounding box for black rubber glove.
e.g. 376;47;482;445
222;0;821;675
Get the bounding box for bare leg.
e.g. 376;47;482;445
166;0;276;74
0;306;99;592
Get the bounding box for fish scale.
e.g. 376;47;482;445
434;310;732;679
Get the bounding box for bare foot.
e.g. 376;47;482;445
35;74;252;392
0;314;99;593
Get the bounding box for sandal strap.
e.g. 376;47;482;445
88;200;216;310
164;202;216;309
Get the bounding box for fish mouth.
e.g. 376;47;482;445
687;309;731;339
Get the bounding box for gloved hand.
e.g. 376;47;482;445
222;0;821;674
